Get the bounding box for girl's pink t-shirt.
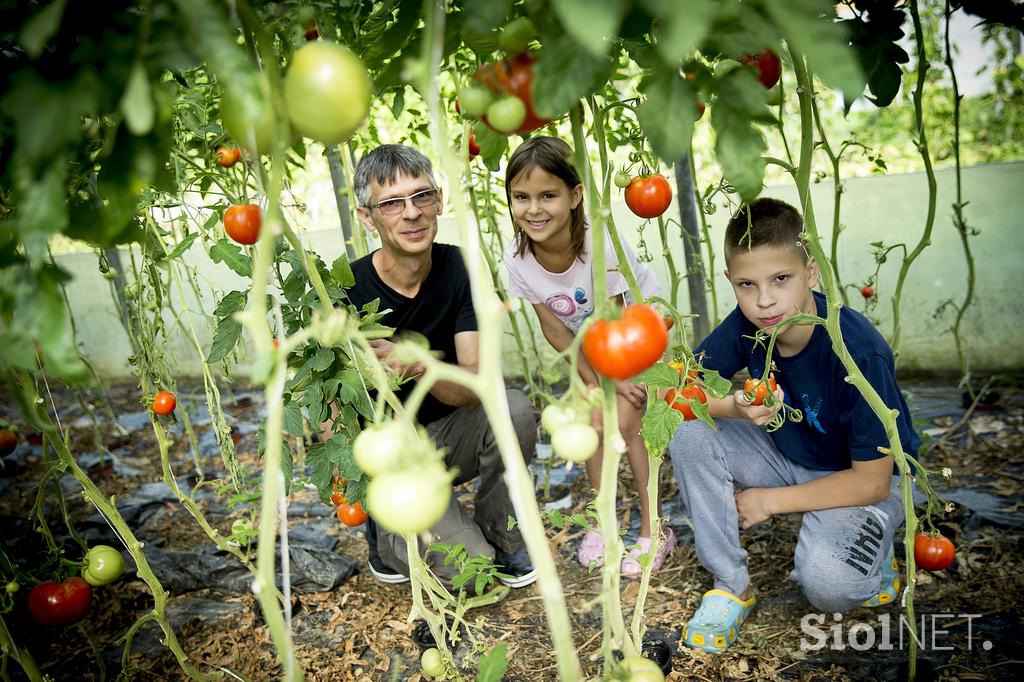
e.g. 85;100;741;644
504;227;661;333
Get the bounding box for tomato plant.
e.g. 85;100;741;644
740;49;783;89
366;463;451;535
215;146;240;168
665;385;707;421
337;501;368;527
551;423;599;463
861;285;875;299
352;422;411;477
224;204;262;245
582;304;669;379
743;374;778;406
421;647;445;678
624;174;672;219
152;390;176;415
284;42;372;145
914;532;955;571
0;429;16;456
82;545;125;586
473;53;551;134
485;96;527;135
27;578;92;626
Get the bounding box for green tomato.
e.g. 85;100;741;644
765;83;783;106
284;42;372;145
458;86;492;119
352;422;411;477
221;73;279;156
551;423;599;463
231;518;253;536
619;655;664;681
540;404;580;436
366;462;451;536
614;171;633;189
498;17;536;54
420;647;445;677
5;581;19;594
485;96;527;135
82;545;125;587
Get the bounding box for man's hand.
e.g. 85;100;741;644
732;386;785;426
369;339;424;379
735;487;775;529
614;380;646;410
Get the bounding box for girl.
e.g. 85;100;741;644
502;136;676;578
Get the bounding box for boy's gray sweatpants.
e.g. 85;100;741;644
376;389;537;582
669;418;904;613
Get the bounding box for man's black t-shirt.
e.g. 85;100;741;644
345;243;477;426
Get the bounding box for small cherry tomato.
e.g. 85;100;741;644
215;146;240;168
353;422;411;477
743;374;778;406
861;285;875;299
337;501;369;527
665;385;707;421
152;391;176;415
914;532;955;571
224;203;262;245
614;170;632;189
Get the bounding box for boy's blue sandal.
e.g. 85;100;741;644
681;589;757;652
863;545;901;607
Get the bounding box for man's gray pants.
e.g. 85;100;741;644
669;418;904;613
376;389;537;583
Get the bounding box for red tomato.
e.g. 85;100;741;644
861;285;875;299
468;132;481;159
330;484;346;507
474;53;551;135
742;374;778;406
582;304;669;380
665;385;707;420
303;21;318;41
0;429;16;456
624;174;672;219
152;390;176;415
28;578;92;626
337;501;368;527
224;204;261;245
695;100;706;120
914;532;955;571
215;146;240;168
740;49;782;90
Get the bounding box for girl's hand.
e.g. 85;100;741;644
732;386;785;426
614;380;646;410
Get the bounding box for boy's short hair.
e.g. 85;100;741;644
354;144;437;207
724;197;807;265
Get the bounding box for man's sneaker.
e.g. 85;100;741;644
365;518;409;584
493;547;538;588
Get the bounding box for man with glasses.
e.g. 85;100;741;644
344;144;538;589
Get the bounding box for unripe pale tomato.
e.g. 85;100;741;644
485;96;527;134
551;423;599;463
152;391;176;415
352;422;411;477
614;170;632;189
421;647;445;677
284;42;372;145
224;204;262;245
82;545;125;586
366;463;451;535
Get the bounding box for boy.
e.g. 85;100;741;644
669;197;920;652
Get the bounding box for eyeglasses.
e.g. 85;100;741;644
367;188;440;216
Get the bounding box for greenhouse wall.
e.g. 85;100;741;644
60;161;1024;381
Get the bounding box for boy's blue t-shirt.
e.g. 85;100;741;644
696;291;921;471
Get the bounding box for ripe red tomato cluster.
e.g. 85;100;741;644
914;532;955;571
469;53;551;136
224;203;262;245
624;174;673;219
152;390;176;415
582;304;668;380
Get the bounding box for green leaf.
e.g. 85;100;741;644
309;347;336;373
121;62;155;136
701;369;733;399
476;643;509;682
166;232;198;260
551;0;625;57
20;0;67;59
207;316;242;363
330;254;355;288
643;0;712;65
532;31;615;120
283;402;304;437
462;0;511;39
210;239;252;277
711;69;770;202
762;0;865;102
636;66;697;164
213;290;248;317
633;363;680;389
360;0;422;68
472;122;508;173
306;442;333;499
640;399;684;456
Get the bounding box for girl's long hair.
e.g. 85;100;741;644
505;136;586;261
